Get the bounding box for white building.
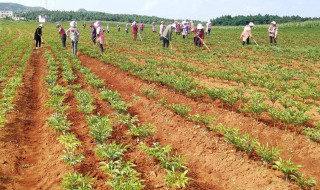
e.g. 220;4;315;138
38;15;50;22
0;11;13;19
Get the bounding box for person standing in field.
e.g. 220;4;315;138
268;21;278;45
159;21;165;39
206;20;212;35
117;22;121;32
34;24;43;49
162;23;175;48
139;22;144;34
83;22;86;29
185;22;189;37
152;22;156;33
56;24;66;48
90;24;96;44
95;21;105;53
106;23;110;33
240;22;255;45
125;22;129;34
194;23;205;47
181;21;188;39
66;21;80;55
132;21;138;41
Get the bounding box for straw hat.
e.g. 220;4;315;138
249;22;255;27
197;23;204;29
39;23;44;27
271;21;276;25
70;21;77;27
56;24;60;28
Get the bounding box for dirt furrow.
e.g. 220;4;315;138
68;54;208;189
77;52;293;190
0;48;68;190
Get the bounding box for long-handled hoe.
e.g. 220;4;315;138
138;33;143;41
252;37;259;46
198;37;211;51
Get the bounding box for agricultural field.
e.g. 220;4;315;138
0;20;319;190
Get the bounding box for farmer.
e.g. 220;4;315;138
66;21;80;55
34;24;43;49
162;23;175;48
125;22;129;34
194;23;205;47
240;22;254;45
139;22;144;34
90;24;96;44
159;21;165;38
117;22;120;32
206;20;212;35
181;21;188;39
152;22;156;33
132;21;138;41
268;21;278;45
106;23;110;33
56;24;66;48
185;22;189;37
83;22;86;29
95;21;105;53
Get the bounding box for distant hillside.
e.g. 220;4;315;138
0;3;46;12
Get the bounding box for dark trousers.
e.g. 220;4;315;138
35;37;41;47
71;41;78;55
194;37;203;47
99;44;104;53
61;34;66;47
242;38;250;45
162;38;169;48
92;37;96;44
270;36;277;44
207;29;211;35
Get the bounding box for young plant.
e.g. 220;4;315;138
290;174;317;189
141;88;159;98
117;114;139;128
87;115;113;144
255;143;281;164
166;169;189;188
61;172;94;190
302;127;320;143
126;123;157;138
272;157;302;181
59;133;85;170
167;104;191;117
74;90;96;115
95;142;129;160
188;114;216;126
47;112;72;134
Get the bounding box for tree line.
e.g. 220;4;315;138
212;14;320;26
16;11;320;26
16;10;201;24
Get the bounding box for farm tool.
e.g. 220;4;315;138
198;37;211;51
252;37;259;46
138;33;143;41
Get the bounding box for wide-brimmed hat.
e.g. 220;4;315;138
271;21;276;25
207;20;211;23
197;23;204;29
56;24;60;28
249;22;255;27
39;23;44;27
161;21;164;24
70;21;77;27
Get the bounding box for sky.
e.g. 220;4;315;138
1;0;319;21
